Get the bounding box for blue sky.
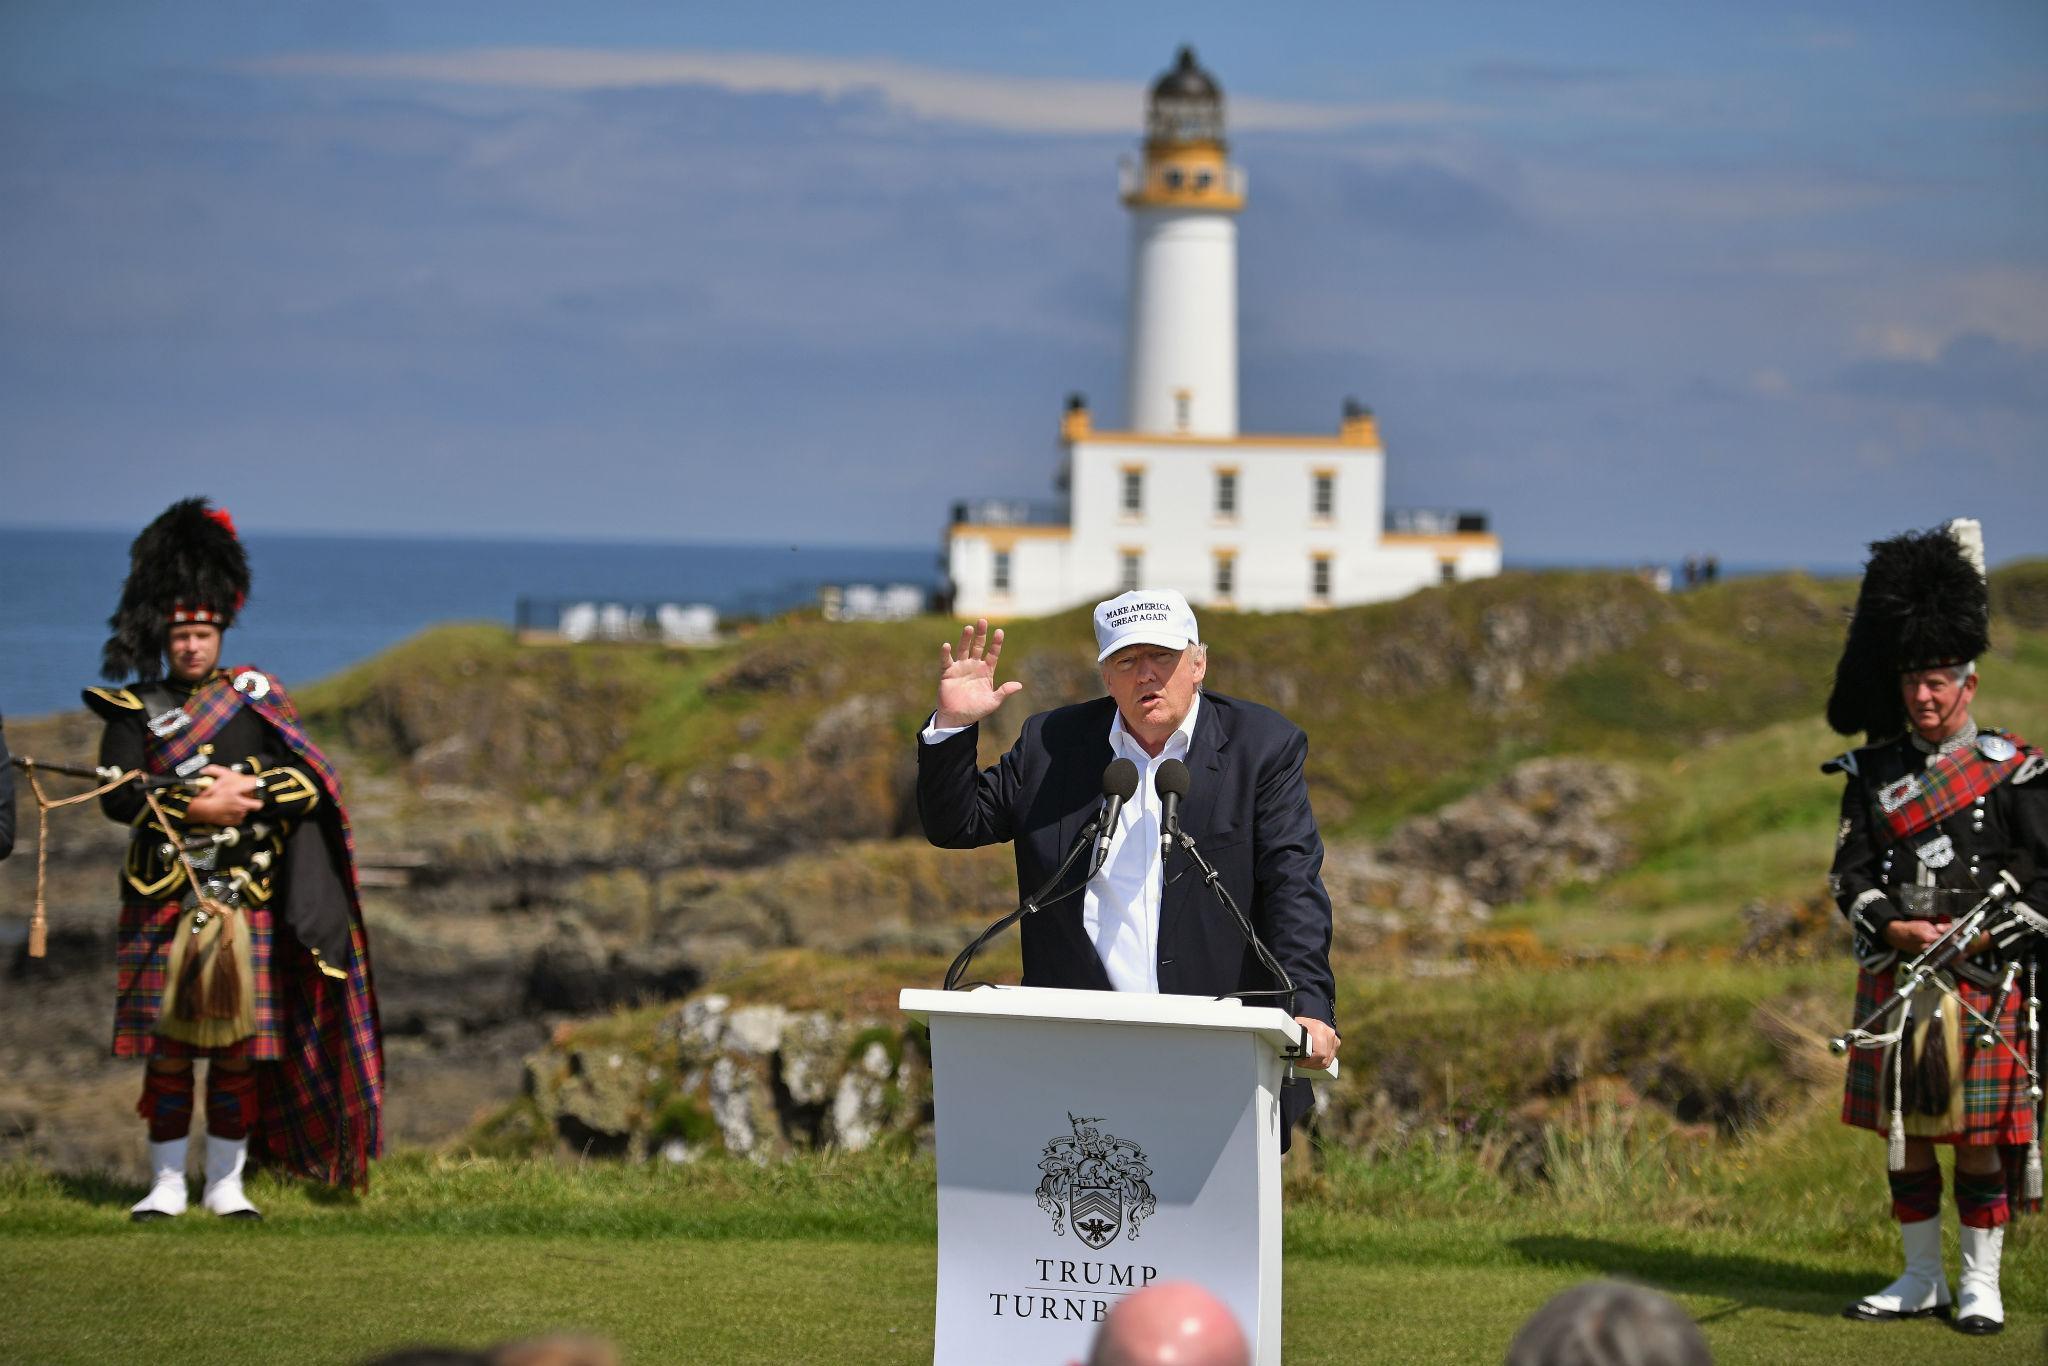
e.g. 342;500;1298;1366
2;2;2043;565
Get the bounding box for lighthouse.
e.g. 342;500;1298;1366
936;46;1500;620
1121;46;1243;438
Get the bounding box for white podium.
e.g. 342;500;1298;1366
901;985;1318;1366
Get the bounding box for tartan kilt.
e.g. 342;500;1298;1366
1841;964;2036;1146
112;898;279;1061
253;918;383;1190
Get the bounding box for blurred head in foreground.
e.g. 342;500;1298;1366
1084;1280;1250;1366
363;1338;618;1366
1505;1281;1711;1366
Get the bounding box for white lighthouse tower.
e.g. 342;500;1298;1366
936;46;1501;621
1121;46;1244;438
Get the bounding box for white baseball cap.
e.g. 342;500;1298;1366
1093;589;1199;662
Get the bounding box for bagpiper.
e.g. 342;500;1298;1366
85;498;382;1220
1826;518;2045;1336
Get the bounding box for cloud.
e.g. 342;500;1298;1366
248;46;1474;135
1834;331;2047;413
1335;159;1526;241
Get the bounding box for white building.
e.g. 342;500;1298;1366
943;47;1501;619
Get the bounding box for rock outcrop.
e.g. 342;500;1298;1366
1381;758;1643;904
516;994;930;1164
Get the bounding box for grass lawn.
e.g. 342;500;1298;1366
3;1151;2041;1364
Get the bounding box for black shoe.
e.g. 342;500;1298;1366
215;1208;264;1221
128;1209;173;1224
1842;1299;1952;1322
1954;1313;2003;1336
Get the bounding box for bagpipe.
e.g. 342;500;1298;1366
1830;871;2040;1059
5;757;253;962
1830;870;2045;1191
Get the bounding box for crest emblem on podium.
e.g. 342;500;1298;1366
1035;1112;1156;1249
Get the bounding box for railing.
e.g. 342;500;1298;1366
1384;509;1490;535
819;583;931;622
515;598;719;644
950;498;1070;528
1116;159;1247;201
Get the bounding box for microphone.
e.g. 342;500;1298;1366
1089;758;1141;878
1156;758;1190;863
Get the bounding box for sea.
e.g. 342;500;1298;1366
0;527;935;721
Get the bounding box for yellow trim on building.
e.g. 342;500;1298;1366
1060;405;1092;441
1340;411;1380;446
1123;143;1245;211
946;525;1074;549
1071;429;1381;450
1382;531;1500;553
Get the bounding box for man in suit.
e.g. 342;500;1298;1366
916;590;1339;1139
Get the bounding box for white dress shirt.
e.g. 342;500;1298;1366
921;695;1201;993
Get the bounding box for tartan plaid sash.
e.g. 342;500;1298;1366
143;674;248;776
1875;731;2034;844
143;668;348;816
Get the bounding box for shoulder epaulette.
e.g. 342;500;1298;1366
81;686;145;720
1820;733;1905;778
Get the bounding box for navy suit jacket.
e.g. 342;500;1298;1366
917;689;1337;1030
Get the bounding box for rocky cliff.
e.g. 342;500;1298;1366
5;563;2042;1176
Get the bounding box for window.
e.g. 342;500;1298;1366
1439;561;1458;585
1311;556;1332;603
1214;553;1236;600
1173;391;1192;432
1214;469;1238;518
1163;168;1185;190
1193;169;1214;190
1121;468;1144;517
1311;471;1335;520
992;550;1012;593
1120;551;1142;593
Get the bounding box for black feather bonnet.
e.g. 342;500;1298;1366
1825;519;1988;741
102;498;250;682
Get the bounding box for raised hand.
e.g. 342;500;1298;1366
935;619;1023;730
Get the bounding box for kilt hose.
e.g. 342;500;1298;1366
1841;965;2035;1147
113;900;382;1189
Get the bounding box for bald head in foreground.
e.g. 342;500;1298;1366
1080;1281;1250;1366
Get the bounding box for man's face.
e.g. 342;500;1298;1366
1101;642;1206;743
1900;666;1975;743
166;624;222;683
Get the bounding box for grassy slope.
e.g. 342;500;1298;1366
1499;624;2048;948
293;569;1861;832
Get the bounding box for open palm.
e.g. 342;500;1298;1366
935;619;1023;729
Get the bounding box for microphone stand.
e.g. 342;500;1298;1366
943;811;1103;992
1167;827;1318;1063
